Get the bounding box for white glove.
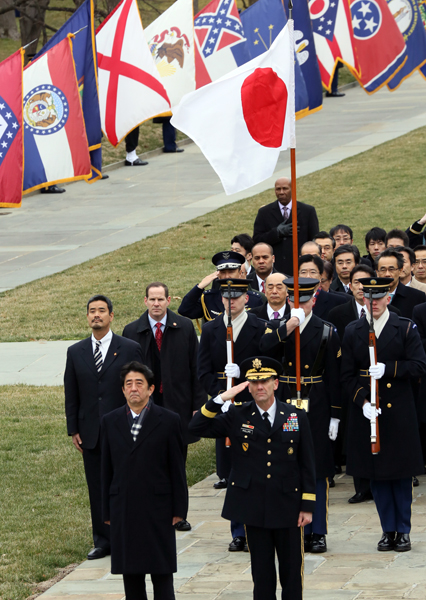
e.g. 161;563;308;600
290;307;305;326
362;402;382;420
221;400;232;413
225;363;240;379
328;418;340;441
369;362;385;380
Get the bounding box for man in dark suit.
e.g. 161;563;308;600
246;242;277;292
252;177;319;275
250;272;289;320
64;295;143;560
122;281;207;531
330;245;360;294
341;278;426;552
197;279;275;551
189;357;316;600
101;362;187;600
376;248;426;319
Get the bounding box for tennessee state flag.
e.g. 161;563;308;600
350;0;406;93
23;36;91;193
0;49;24;207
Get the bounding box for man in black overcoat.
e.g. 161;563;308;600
260;278;341;554
252;177;319;275
341;278;426;552
101;362;188;600
189;356;316;600
64;295;143;560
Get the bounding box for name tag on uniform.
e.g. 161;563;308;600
283;414;299;432
241;423;254;435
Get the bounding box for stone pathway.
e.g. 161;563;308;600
39;472;426;599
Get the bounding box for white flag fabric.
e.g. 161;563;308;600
144;0;195;109
171;22;295;195
96;0;171;146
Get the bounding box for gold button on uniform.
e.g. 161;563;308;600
387;403;392;408
267;439;271;443
288;447;294;455
305;364;309;369
244;435;248;438
286;399;291;403
295;488;298;492
267;450;271;455
267;474;271;479
288;362;292;367
267;462;271;467
291;440;293;443
232;482;235;485
387;383;391;388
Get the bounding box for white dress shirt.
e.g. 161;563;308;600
91;329;112;361
267;304;286;320
256;398;277;426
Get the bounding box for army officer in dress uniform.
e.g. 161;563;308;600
341;277;426;552
260;278;341;554
189;356;315;600
178;250;264;324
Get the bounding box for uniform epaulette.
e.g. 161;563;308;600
234;401;243;406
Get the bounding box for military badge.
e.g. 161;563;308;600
252;358;262;369
242;443;249;451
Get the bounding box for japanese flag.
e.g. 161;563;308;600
171;22;295;195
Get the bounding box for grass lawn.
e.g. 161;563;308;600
0;126;425;342
0;385;215;600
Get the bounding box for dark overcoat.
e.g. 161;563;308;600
188;397;316;527
260;314;341;478
252;200;319;275
391;281;426;319
122;309;207;444
197;312;278;404
101;404;188;574
341;312;426;480
313;289;350;323
64;333;143;449
412;302;426;423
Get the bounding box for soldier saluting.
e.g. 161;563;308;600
341;277;426;552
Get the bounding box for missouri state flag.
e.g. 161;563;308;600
33;0;103;181
172;22;295;195
350;0;406;93
194;0;251;88
96;0;170;146
387;0;426;90
0;49;24;207
23;36;91;193
240;0;310;119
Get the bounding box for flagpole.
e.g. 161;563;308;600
288;0;301;406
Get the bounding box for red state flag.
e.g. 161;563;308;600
0;49;24;207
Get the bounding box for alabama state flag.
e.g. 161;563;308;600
0;49;24;207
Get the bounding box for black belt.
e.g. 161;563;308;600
279;375;323;385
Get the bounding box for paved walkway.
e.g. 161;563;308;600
39;472;426;600
0;74;425;293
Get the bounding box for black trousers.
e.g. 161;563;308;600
125;126;139;153
123;573;174;600
245;525;303;600
354;476;371;495
82;439;110;550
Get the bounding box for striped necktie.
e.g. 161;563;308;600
94;341;103;372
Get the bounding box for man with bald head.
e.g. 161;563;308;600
301;241;322;256
253;176;319;275
250;272;290;320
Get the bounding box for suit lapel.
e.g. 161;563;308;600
132;403;162;452
113;406;133;449
376;313;399;353
102;333;120;375
248;402;271;434
136;312;152;356
234;315;258;360
271;401;287;435
300;316;321;350
80;337;98;375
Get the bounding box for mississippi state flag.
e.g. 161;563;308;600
172;23;295;195
23;37;91;193
96;0;170;146
0;49;24;207
351;0;406;92
309;0;360;90
194;0;251;88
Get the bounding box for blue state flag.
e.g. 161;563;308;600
387;0;426;90
240;0;310;119
283;0;323;114
34;0;102;181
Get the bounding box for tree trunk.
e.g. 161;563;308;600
0;0;19;39
19;0;50;62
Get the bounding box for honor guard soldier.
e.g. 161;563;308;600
197;278;278;551
341;277;426;552
178;250;264;324
260;278;342;553
189;357;316;600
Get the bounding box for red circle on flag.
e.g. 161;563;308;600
241;68;288;149
309;0;326;16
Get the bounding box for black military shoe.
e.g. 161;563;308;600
348;491;373;504
311;534;327;553
213;478;228;489
413;476;419;487
228;536;246;552
377;532;395;551
174;519;191;531
394;533;411;552
304;533;312;553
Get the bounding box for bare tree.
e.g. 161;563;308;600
0;0;19;39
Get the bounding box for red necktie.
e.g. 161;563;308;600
261;280;265;293
155;323;163;393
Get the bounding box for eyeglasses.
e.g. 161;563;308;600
377;267;398;274
299;269;320;277
415;259;426;265
334;236;351;242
